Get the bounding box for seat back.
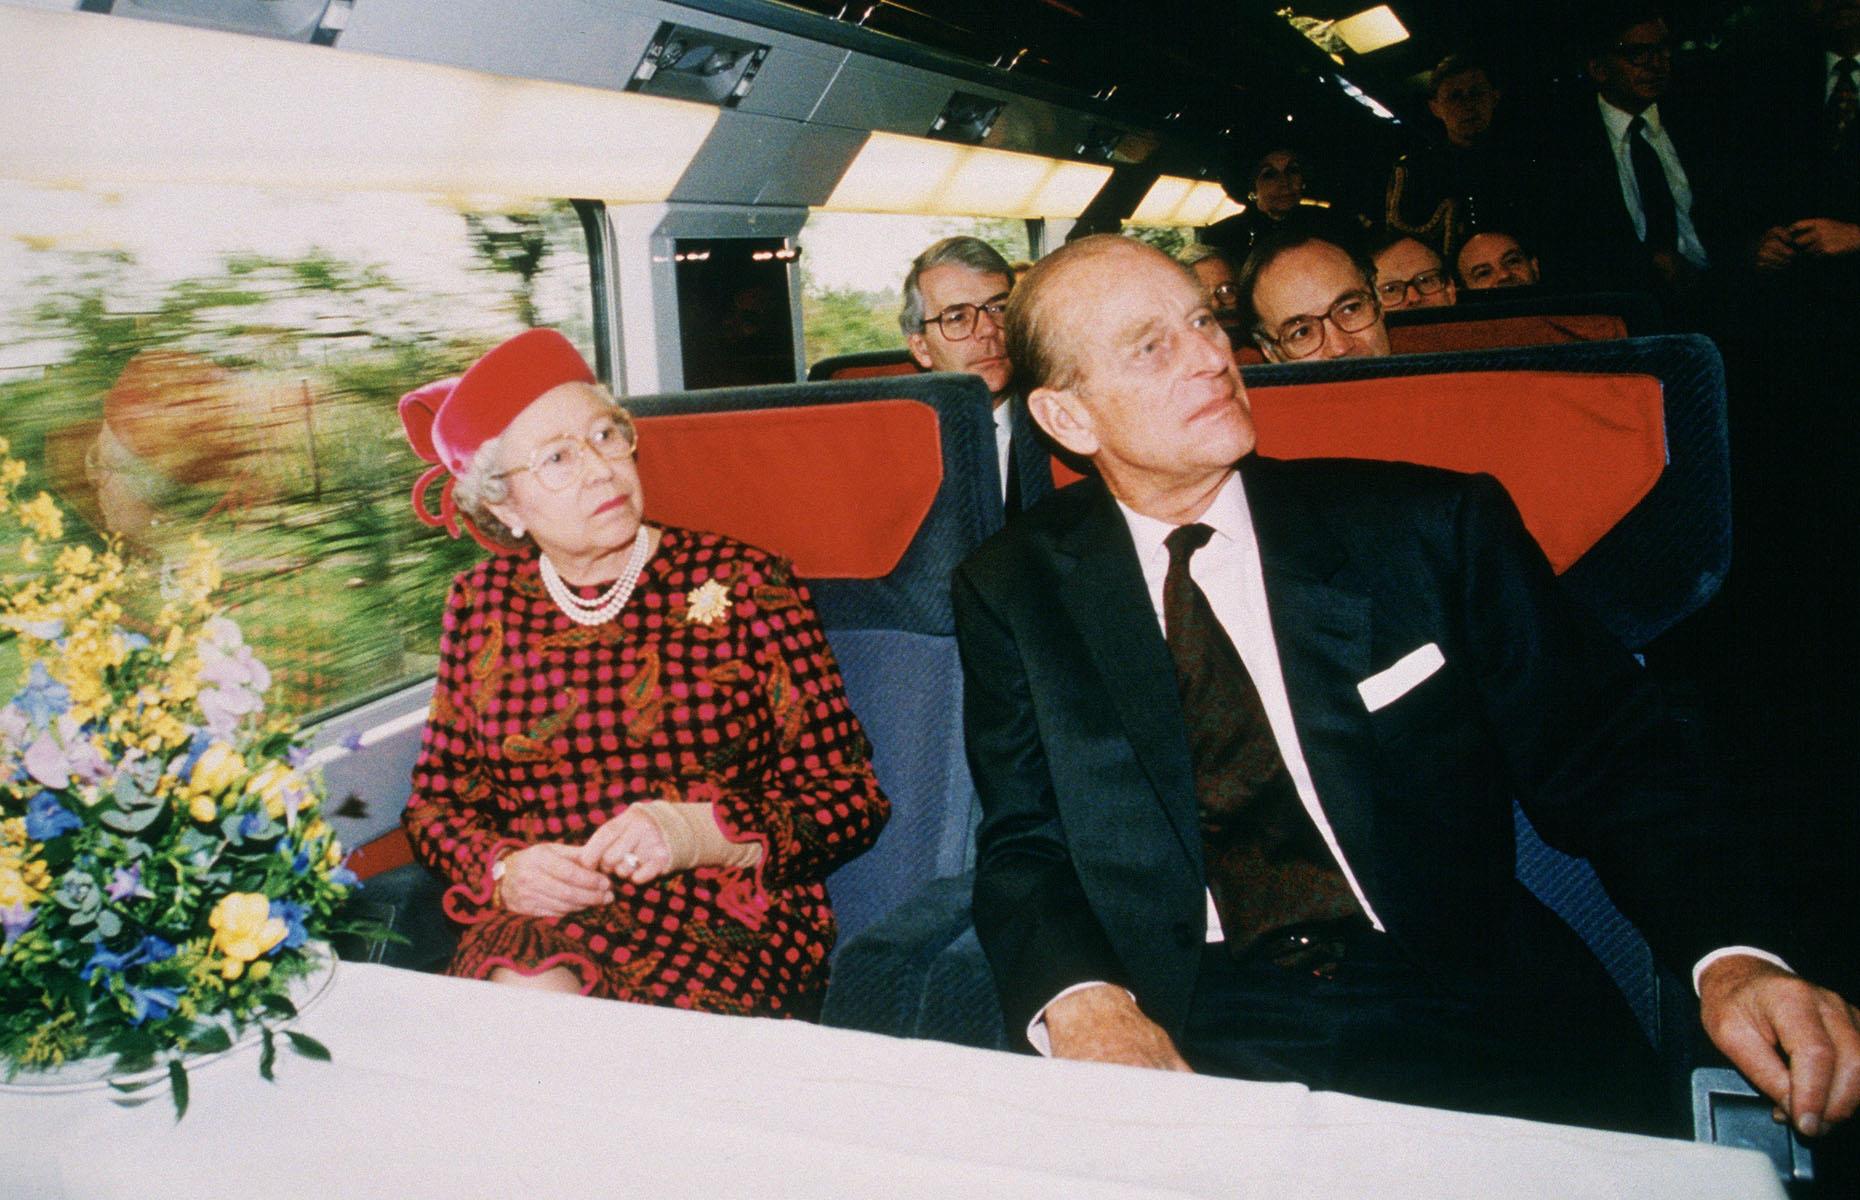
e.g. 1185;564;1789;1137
806;349;923;382
1235;290;1659;366
1237;333;1731;1042
627;372;1000;945
1241;334;1728;651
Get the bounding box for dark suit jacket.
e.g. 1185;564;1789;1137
1001;395;1056;512
954;456;1786;1041
1532;94;1730;295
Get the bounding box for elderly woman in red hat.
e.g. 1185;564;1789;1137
396;329;888;1017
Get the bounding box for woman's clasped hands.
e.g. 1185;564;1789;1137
493;808;673;917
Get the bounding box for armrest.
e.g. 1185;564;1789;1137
1692;1066;1815;1188
822;872;976;1036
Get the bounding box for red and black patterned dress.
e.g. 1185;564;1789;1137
402;526;889;1016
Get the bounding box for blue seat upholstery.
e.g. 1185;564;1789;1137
826;334;1732;1074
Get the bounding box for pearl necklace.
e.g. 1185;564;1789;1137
538;532;651;627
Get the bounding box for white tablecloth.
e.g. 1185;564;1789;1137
1;961;1783;1199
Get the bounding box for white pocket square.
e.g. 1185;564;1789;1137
1357;643;1445;713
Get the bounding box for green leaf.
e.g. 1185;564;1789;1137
168;1060;189;1121
188;1025;233;1055
107;1076;157;1094
259;993;298;1019
283;1030;330;1062
258;1028;276;1082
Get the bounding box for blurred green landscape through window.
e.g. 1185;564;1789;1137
0;183;594;723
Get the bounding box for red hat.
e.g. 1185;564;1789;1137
398;328;595;553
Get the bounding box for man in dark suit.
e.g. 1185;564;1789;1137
900;236;1052;516
953;233;1860;1135
1533;7;1725;315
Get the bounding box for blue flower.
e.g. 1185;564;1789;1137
288;848;311;874
138;935;176;963
339;728;365;753
328;866;361;890
125;984;181;1026
24;791;81;840
175;729;213;782
268;899;308;950
119;630;151;652
239;810;271;840
80;940;144;983
13;662;71;729
286;745;310;768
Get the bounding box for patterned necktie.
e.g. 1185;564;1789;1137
1626;114;1679;253
1828;57;1859;158
1160;523;1357;952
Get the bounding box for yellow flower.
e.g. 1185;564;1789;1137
190;742;245;794
188;794;217;823
324;838;343;867
685;578;732;626
0;436;13;457
0;460;23;488
208;892;287;966
16;493;63;542
19;538;39;565
245;764;299;820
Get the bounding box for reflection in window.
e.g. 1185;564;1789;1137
0;184;594;720
796;213;1030;371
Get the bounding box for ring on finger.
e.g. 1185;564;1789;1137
620;851;642;873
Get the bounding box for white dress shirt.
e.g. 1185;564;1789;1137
1598;96;1710;269
992;399;1014;504
1026;468;1785;1053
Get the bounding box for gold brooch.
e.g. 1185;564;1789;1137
685;578;732;626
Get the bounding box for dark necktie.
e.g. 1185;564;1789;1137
1161;524;1357;952
1626;114;1678;253
1827;57;1859;158
1003;441;1022;516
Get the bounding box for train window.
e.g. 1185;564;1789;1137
673;237;798;389
0;182;594;721
796;213;1031;366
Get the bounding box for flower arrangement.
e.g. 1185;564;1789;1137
0;438;369;1114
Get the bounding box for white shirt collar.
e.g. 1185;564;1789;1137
1115;468;1252;577
1598;94;1661;142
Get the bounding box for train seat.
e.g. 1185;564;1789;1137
806;349;922;382
828;334;1733;1102
1233;289;1662;365
331;371;1004;978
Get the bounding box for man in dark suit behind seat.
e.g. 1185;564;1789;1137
953;233;1860;1135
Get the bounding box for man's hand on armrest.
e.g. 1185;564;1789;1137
1698;953;1860;1138
1043;983;1193;1072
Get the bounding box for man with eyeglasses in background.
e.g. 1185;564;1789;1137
1369;233;1459;310
1179;244;1247;338
1238;226;1392;363
1535;5;1725;316
903;236;1053;515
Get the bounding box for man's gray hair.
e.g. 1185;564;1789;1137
899;236;1015;337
